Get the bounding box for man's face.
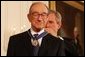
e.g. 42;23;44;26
74;27;78;38
45;13;61;36
28;3;48;31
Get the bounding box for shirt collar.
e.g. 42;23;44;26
30;28;45;36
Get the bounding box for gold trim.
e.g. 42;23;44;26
62;1;84;12
49;1;56;11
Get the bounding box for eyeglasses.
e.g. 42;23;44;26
30;12;48;19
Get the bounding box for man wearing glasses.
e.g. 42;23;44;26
7;2;65;56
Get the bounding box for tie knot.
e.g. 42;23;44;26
33;34;38;39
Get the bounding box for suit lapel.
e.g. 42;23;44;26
38;34;54;56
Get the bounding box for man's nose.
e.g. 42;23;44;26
37;15;42;21
46;23;50;28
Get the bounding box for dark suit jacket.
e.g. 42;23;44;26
7;30;65;56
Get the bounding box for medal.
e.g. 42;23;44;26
31;39;39;46
28;29;48;46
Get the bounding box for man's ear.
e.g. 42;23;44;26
57;21;62;29
27;14;31;22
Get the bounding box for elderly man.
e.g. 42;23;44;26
7;2;65;56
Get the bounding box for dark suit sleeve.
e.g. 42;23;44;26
57;40;65;56
7;36;16;56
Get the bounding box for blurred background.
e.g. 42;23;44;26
1;1;84;56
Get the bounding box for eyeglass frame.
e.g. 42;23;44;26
29;12;48;19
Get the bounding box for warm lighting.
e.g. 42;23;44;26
12;28;16;35
80;1;84;3
13;28;16;31
23;25;26;28
21;27;23;30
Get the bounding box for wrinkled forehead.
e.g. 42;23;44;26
29;3;48;14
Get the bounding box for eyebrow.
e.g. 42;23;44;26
31;12;48;14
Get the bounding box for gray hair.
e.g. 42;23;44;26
29;2;49;14
49;10;62;22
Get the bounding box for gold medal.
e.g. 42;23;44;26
31;39;39;46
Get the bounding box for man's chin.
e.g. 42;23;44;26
35;27;43;31
36;27;43;30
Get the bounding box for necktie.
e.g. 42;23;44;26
34;34;38;40
33;34;39;56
